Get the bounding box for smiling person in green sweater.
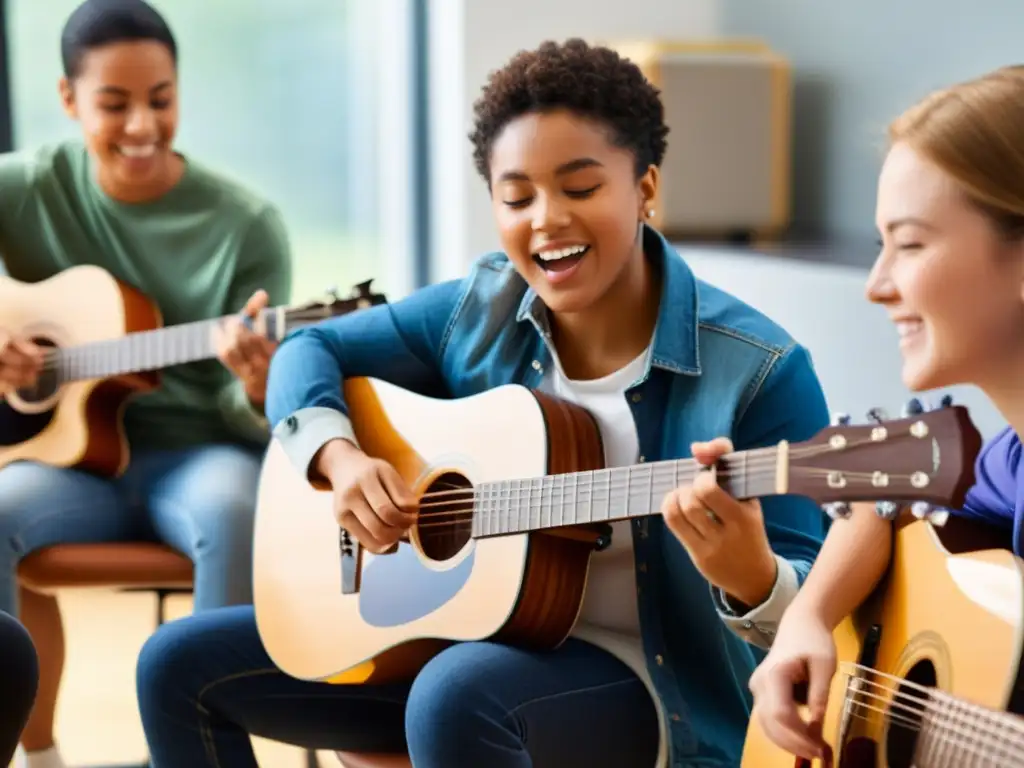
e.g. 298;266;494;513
0;1;291;766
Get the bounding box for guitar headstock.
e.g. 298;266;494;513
300;279;388;318
281;280;388;330
785;396;982;519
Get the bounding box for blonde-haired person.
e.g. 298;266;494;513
747;64;1024;761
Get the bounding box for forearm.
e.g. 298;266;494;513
266;280;462;480
786;503;892;628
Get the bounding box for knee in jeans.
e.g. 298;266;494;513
136;618;207;712
405;645;518;747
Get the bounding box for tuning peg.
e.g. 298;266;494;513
926;507;950;527
911;501;932;519
940;394;954;408
866;407;889;424
901;398;924;417
822;501;852;521
831;412;851;427
875;500;901;520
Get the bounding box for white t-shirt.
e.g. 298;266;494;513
548;347;650;637
546;345;667;768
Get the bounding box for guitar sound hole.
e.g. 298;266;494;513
884;659;936;768
416;471;474;563
15;337;59;404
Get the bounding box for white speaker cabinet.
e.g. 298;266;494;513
607;39;792;241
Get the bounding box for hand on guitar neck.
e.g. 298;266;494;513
0;330;44;398
313;437;419;554
664;436;780;610
213;289;279;409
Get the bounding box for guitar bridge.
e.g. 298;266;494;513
339;529;362;594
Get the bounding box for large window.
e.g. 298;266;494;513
6;0;426;303
1;1;425;763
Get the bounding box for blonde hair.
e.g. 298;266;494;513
889;65;1024;238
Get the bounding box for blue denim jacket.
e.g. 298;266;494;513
265;226;830;767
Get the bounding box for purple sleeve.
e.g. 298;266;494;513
954;426;1021;536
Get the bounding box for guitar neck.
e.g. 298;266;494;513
470;444;783;538
915;689;1024;764
50;307;292;384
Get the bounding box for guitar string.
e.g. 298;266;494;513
414;466;923;512
843;698;1020;765
838;678;1024;760
846;700;1024;765
33;308;338;371
841;696;1024;765
846;670;1024;732
845;663;1024;737
398;428;934;507
406;470;935;533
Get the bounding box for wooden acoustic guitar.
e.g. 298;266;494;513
252;377;982;688
0;265;386;477
741;507;1024;767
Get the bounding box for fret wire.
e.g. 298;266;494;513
541;475;547;529
497;479;505;536
957;697;972;765
604;468;611;521
541;476;548;528
488;481;496;537
937;697;953;766
498;479;505;536
959;699;974;765
516;475;524;536
995;703;1015;761
618;462;626;524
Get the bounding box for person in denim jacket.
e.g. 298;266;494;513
136;39;830;768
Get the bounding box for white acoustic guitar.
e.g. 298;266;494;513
0;265;385;476
252;376;982;686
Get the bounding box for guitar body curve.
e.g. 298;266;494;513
253;377;605;684
0;266;161;477
742;514;1024;767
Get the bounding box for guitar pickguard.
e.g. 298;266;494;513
358;541;476;627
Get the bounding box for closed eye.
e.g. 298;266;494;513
565;184;601;199
503;197;532;209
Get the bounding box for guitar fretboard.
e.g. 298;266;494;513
903;685;1024;765
470;448;780;537
48;309;287;384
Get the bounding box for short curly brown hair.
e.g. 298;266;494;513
469;38;670;185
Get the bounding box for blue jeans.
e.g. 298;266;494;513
137;606;660;767
0;444;262;615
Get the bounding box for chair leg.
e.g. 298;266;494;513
155;588;168;626
305;748;320;768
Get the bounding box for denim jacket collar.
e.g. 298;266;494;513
515;225;702;377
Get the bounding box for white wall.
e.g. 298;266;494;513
423;2;1006;445
683;246;1004;440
